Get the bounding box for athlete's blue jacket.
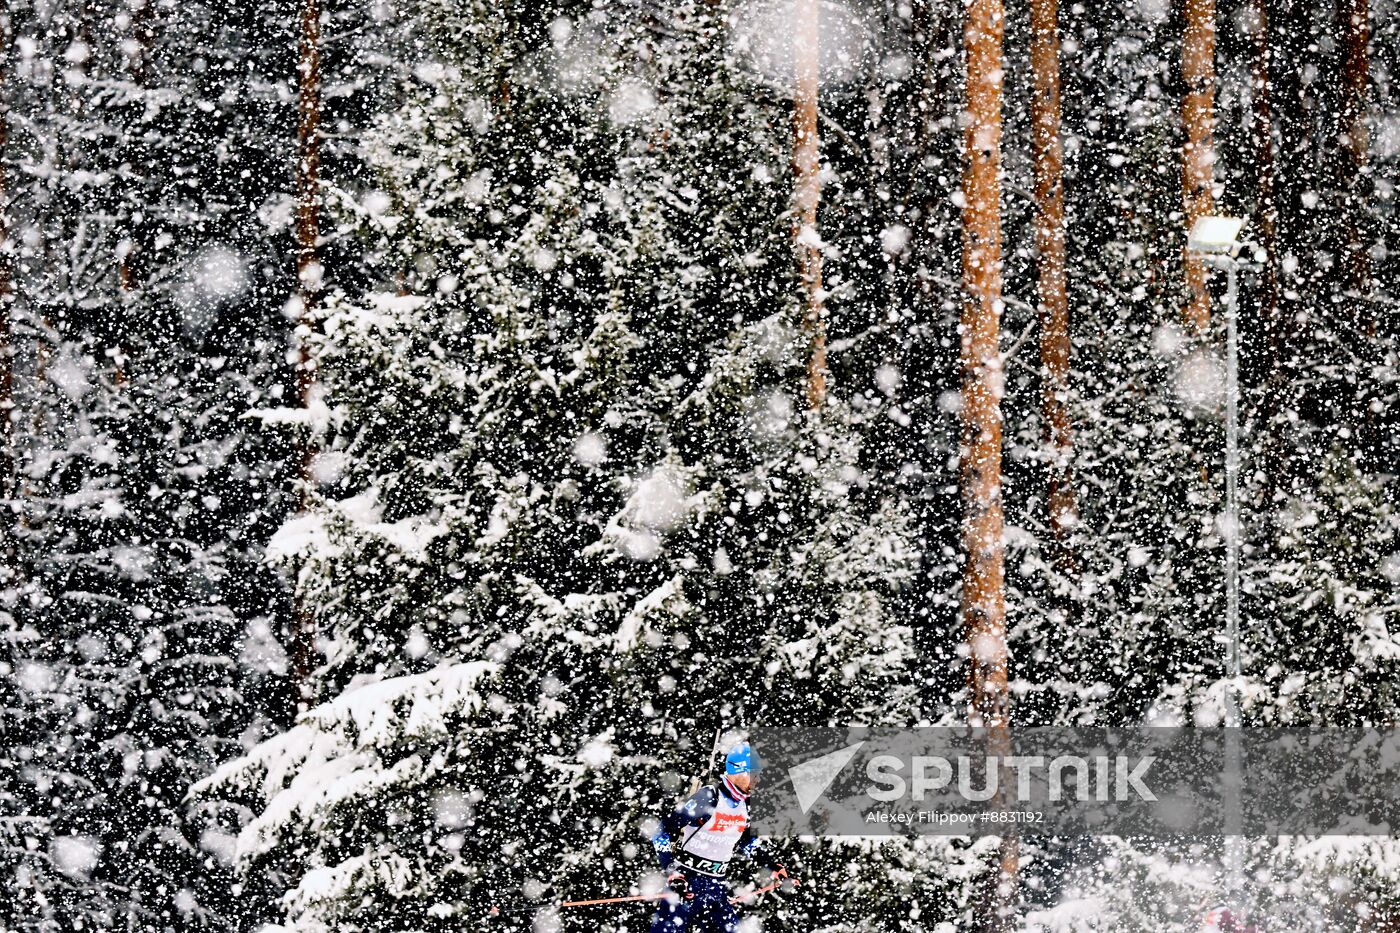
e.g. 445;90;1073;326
652;778;775;877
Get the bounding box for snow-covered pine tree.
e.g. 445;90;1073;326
202;2;991;929
1002;0;1400;921
0;0;299;928
767;0;1231;732
969;0;1235;729
1233;0;1400;732
1026;0;1400;733
1023;834;1399;933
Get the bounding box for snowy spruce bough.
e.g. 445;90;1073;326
3;0;1399;929
199;3;983;930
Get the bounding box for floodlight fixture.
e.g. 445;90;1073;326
1187;215;1246;256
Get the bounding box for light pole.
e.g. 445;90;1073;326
1187;214;1245;729
1186;214;1250;912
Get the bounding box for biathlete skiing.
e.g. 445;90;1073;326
649;742;789;932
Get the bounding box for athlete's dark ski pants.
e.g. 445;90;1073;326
649;871;738;933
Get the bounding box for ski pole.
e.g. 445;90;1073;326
729;876;801;905
559;892;668;908
556;876;802;910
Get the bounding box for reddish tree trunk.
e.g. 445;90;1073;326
792;0;826;409
1181;0;1218;333
961;0;1010;749
296;0;322;412
962;0;1016;923
1030;0;1076;557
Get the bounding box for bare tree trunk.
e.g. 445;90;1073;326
0;21;14;555
1335;0;1375;452
1250;0;1291;515
792;0;826;409
1251;0;1279;385
1272;0;1313;410
121;0;154;287
113;0;153;385
1030;0;1075;561
961;0;1016;924
292;0;322;705
1181;0;1218;334
1335;0;1371;320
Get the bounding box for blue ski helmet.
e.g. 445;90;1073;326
724;742;758;776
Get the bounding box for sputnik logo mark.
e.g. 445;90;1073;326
788;741;865;814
